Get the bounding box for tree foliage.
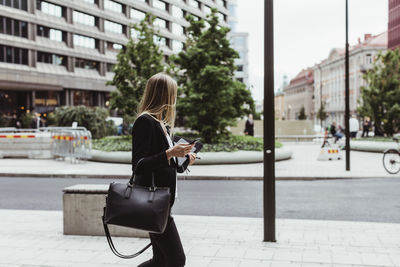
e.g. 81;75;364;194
172;9;255;143
298;106;307;120
358;49;400;136
316;103;327;123
107;14;166;122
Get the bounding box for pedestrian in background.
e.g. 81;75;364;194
132;73;196;267
349;114;359;139
362;118;371;137
330;121;343;143
244;114;254;136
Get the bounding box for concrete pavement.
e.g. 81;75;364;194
0;143;396;179
1;209;399;267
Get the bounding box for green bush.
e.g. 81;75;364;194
0;113;10;127
50;106;116;139
20;112;35;128
92;134;283;152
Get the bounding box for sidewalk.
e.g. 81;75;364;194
0;143;395;179
1;209;399;267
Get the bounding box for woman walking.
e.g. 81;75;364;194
132;73;196;267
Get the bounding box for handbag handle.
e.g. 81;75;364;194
102;215;151;259
129;158;156;188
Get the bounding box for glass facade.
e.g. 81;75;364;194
37;51;66;66
0;16;28;38
37;26;63;42
0;0;27;11
188;0;199;8
75;57;99;70
154;18;167;29
172;23;184;35
0;45;28;65
104;0;123;13
73;34;96;49
172;5;184;18
153;0;167;11
104;20;123;34
37;1;63;18
131;8;146;20
172;40;183;52
73;10;96;27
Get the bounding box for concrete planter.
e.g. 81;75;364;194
90;147;293;165
350;141;398;153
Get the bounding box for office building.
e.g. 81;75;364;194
0;0;229;117
389;0;400;49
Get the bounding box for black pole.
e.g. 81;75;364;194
264;0;276;242
345;0;350;171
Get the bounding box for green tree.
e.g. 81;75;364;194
107;14;166;122
316;102;327;126
358;49;400;136
298;106;307;120
172;9;254;143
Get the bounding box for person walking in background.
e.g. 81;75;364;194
132;73;196;267
362;118;371;137
349;114;359;139
244;114;254;136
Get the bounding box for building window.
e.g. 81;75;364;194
215;0;226;8
217;12;226;22
204;5;211;15
172;40;183;52
131;28;140;39
0;16;28;38
131;8;146;20
73;34;96;49
237;65;243;71
72;90;93;106
153;0;167;11
73;10;95;27
75;57;99;70
104;0;123;13
171;23;184;35
188;0;199;8
154;18;167;29
105;42;122;51
153;35;166;47
234;36;245;48
105;20;123;34
0;0;28;11
106;63;115;72
37;51;66;66
237;78;243;82
37;25;63;42
0;45;28;65
80;0;95;4
37;1;63;18
172;6;183;18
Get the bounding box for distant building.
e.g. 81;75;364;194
313;32;387;126
0;0;230;118
274;90;284;120
283;68;314;120
227;0;249;88
389;0;400;49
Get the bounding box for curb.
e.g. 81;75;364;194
0;173;395;180
89;148;293;165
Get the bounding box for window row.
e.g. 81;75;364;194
0;45;28;65
0;16;28;38
0;0;28;11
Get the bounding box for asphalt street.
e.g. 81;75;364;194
0;177;399;223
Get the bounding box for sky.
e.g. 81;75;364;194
235;0;389;101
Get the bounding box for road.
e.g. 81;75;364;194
0;177;399;223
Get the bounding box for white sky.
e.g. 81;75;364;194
235;0;388;101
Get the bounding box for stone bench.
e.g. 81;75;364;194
63;184;148;238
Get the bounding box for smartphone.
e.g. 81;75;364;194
189;138;201;144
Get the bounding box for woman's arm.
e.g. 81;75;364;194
132;116;169;175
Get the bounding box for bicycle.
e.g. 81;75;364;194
383;136;400;174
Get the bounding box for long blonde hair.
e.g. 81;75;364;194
137;73;178;129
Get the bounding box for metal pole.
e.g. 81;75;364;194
264;0;276;242
345;0;350;171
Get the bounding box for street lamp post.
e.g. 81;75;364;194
264;0;276;242
345;0;351;171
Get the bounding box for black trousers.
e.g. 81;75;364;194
138;216;185;267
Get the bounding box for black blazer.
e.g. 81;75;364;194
131;114;189;206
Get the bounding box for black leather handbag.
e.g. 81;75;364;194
102;158;171;259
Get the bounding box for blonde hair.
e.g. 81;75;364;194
137;73;178;129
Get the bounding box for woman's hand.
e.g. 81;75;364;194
188;153;196;165
166;143;194;160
